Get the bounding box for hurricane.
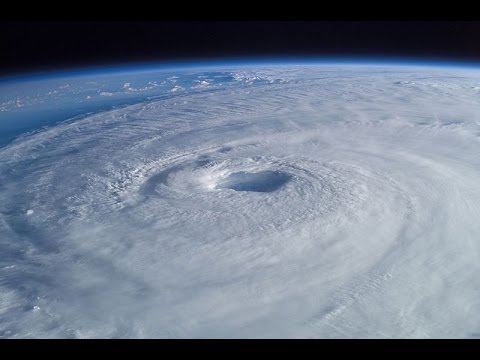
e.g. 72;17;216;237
1;64;480;338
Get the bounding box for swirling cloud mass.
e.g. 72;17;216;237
1;65;480;338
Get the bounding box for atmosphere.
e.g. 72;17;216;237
2;22;480;75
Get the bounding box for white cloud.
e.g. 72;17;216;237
169;85;184;93
1;65;480;338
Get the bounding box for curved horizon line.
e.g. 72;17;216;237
2;55;480;83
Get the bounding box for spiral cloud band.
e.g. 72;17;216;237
1;65;480;338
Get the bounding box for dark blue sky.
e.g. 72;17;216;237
2;21;480;76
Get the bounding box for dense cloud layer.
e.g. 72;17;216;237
1;65;480;338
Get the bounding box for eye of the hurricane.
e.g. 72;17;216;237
216;170;291;193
